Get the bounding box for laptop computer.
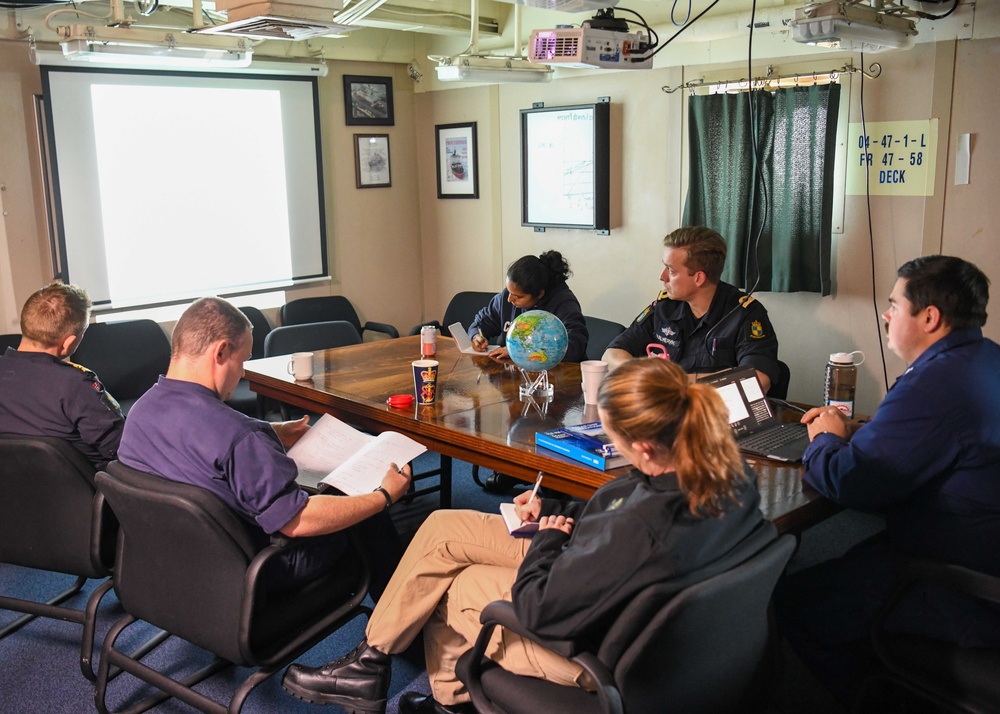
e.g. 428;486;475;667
700;367;810;462
449;322;499;354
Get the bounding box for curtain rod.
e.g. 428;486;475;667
662;61;882;95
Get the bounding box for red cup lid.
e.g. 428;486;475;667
386;394;414;408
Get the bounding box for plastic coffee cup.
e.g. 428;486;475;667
580;360;609;405
412;359;439;405
287;352;314;381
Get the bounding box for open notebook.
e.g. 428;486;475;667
700;367;810;463
449;322;499;354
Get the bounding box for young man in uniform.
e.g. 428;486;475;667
602;226;780;392
0;282;123;468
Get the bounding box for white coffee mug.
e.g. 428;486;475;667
287;352;314;381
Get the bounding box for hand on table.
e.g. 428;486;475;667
801;406;851;441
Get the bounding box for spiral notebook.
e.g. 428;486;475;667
700;367;810;463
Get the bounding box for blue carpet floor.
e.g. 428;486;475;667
0;455;883;713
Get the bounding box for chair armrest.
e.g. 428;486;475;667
871;556;1000;661
470;601;621;714
362;321;400;339
479;601;577;658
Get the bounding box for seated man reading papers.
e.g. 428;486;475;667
118;297;411;595
282;358;769;714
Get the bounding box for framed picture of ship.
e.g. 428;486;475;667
343;75;394;126
354;134;391;188
435;122;478;199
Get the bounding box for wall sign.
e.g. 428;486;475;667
846;119;938;196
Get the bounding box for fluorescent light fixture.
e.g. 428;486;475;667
791;1;917;53
57;25;252;68
435;56;553;83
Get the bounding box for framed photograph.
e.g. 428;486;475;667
354;134;391;188
435;122;479;199
343;75;394;126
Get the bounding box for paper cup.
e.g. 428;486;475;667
580;360;609;405
287;352;314;381
412;359;439;405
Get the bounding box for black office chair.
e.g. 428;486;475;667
409;291;496;337
93;461;372;714
583;315;626;362
226;306;273;417
72;319;171;415
0;435;118;681
0;333;21;353
280;296;399;339
769;360;791;401
458;526;795;714
854;557;1000;714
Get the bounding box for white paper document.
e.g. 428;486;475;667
287;414;426;495
449;322;499;354
499;502;538;537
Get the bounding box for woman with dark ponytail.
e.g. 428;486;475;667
282;358;769;714
469;250;588;364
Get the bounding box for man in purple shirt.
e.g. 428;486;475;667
118;296;412;591
777;255;1000;706
0;282;123;468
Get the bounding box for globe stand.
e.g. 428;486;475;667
519;369;553;400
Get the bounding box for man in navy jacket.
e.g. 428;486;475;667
777;255;1000;705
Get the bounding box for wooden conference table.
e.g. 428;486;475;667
245;335;837;536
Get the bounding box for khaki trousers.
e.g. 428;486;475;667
365;509;586;705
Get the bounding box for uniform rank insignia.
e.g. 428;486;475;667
750;320;765;339
607;497;625;512
738;295;757;308
657;289;670;301
634;305;653;325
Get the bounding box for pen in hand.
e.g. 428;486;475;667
519;471;544;525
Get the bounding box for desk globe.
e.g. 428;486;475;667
505;310;568;398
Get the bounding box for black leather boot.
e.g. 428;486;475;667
282;639;391;713
399;691;475;714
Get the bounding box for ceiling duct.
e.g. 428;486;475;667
198;0;354;40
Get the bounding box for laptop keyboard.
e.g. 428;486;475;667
738;424;808;453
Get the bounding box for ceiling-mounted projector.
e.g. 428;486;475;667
791;1;918;52
528;24;651;69
494;0;618;12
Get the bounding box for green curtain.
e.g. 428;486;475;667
683;84;841;295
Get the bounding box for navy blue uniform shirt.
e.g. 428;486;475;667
0;346;123;468
607;282;780;386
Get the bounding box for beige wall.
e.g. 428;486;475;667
0;41;48;334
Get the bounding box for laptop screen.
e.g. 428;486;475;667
700;367;777;438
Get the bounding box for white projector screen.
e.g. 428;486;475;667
42;67;327;309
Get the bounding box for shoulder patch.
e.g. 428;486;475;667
66;360;97;376
738;295;757;309
750;320;765;339
634;305;653;325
